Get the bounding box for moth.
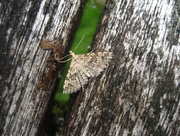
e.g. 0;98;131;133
63;51;113;93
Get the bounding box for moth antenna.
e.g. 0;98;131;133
57;53;72;63
89;47;96;53
58;58;72;63
74;35;85;50
59;54;71;60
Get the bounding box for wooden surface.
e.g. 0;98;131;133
64;0;180;136
0;0;86;135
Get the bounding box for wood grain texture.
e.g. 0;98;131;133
64;0;179;136
0;0;87;135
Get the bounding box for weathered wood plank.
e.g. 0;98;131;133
0;0;86;135
64;0;179;136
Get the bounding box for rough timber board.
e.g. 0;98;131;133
0;0;86;135
64;0;180;136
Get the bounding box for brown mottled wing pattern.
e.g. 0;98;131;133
63;59;89;94
63;51;113;93
81;52;113;76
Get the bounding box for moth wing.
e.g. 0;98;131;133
77;52;113;77
63;58;89;94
